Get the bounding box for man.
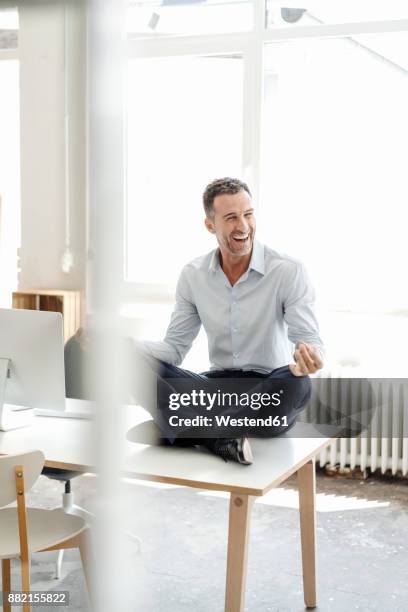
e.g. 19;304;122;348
137;177;324;465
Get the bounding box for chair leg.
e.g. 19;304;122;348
2;559;11;612
78;531;93;603
55;550;64;579
20;556;30;612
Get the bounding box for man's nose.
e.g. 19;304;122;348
236;216;249;233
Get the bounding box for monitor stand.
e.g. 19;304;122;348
0;358;34;431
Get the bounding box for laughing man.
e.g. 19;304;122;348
137;177;324;465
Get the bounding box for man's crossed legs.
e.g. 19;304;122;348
134;352;312;465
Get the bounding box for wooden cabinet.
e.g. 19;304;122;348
12;290;83;342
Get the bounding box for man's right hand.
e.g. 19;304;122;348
289;342;323;376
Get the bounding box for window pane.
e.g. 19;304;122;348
127;0;253;36
265;0;408;29
126;55;243;284
0;59;20;306
260;34;408;313
0;8;18;49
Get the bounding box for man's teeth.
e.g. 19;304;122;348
233;236;248;240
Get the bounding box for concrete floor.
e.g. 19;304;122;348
6;467;408;612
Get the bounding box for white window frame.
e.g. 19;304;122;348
123;1;408;303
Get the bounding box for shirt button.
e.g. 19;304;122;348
232;328;237;332
233;353;239;359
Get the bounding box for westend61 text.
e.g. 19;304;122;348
168;389;282;411
168;415;289;428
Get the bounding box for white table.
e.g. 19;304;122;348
0;405;340;611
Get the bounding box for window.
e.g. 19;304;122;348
124;2;408;372
260;33;408;313
126;53;243;285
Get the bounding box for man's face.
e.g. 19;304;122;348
205;190;256;257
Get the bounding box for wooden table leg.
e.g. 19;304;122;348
225;493;255;612
297;458;317;609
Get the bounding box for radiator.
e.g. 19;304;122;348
301;371;408;477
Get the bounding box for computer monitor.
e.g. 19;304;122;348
0;308;66;430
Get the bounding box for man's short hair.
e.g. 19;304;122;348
203;177;251;218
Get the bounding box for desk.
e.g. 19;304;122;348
0;406;339;611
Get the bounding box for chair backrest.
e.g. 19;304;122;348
64;334;92;400
0;450;44;508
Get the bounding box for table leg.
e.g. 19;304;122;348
297;458;317;608
225;493;255;612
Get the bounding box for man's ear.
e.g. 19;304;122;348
205;216;216;234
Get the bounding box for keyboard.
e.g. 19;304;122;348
34;399;96;420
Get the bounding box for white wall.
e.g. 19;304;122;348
18;0;86;291
0;54;20;307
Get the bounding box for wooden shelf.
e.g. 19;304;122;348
12;290;83;342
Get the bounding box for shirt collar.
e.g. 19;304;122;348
249;240;265;275
208;249;220;273
208;240;265;276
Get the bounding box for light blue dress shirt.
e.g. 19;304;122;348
143;240;324;373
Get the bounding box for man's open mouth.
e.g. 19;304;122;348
232;235;249;243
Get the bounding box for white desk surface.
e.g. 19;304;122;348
0;403;340;497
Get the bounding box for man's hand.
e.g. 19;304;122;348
289;342;323;377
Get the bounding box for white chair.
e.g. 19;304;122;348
0;451;91;612
41;468;93;579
